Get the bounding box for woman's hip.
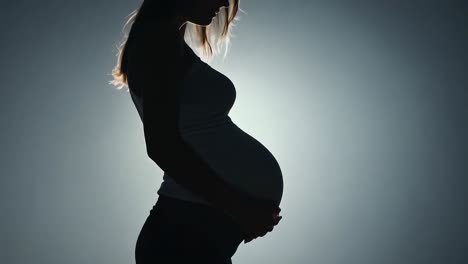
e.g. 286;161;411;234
135;195;244;263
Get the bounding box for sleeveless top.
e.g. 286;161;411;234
129;42;284;207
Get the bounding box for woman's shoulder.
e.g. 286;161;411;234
127;27;182;70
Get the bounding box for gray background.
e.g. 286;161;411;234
2;0;467;263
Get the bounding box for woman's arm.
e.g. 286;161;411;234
126;23;248;214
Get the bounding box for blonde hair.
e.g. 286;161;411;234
109;0;243;91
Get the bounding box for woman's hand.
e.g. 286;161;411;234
243;211;282;243
225;196;283;244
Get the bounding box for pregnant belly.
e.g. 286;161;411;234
180;120;284;206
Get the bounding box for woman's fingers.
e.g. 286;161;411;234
244;219;280;244
273;214;282;225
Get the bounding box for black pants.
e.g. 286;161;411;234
135;195;244;264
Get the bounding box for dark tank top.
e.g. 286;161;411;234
129;42;283;207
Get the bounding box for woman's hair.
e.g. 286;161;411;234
109;0;242;91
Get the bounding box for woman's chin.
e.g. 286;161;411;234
192;16;216;27
206;17;216;25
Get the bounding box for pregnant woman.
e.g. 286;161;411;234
111;0;284;263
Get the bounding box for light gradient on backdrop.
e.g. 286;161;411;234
1;1;467;264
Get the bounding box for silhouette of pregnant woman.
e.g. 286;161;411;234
111;1;284;263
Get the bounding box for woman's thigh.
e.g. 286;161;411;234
135;195;243;264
